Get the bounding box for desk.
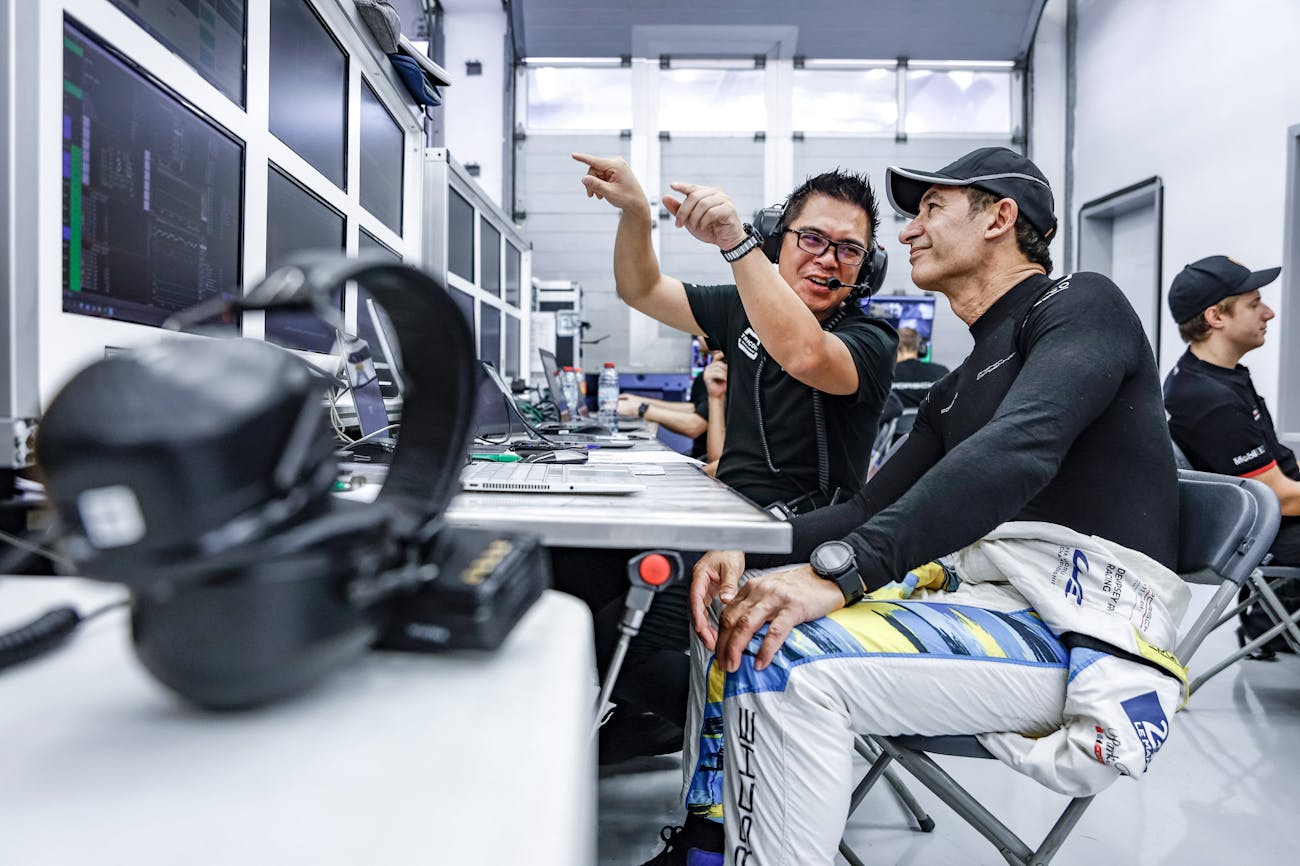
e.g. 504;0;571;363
0;578;595;866
447;455;792;553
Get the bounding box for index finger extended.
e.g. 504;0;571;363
571;152;614;170
689;566;719;650
668;181;702;196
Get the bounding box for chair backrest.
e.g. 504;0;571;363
866;418;899;479
1170;437;1193;470
1176;469;1279;587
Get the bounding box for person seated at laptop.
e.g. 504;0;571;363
617;348;727;460
640;148;1188;865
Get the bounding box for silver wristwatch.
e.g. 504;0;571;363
721;224;762;263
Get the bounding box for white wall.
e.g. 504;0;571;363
441;0;507;207
1067;0;1300;409
1029;0;1068;276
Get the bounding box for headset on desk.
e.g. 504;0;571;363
6;254;548;709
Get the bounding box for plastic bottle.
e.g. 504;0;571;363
598;362;619;432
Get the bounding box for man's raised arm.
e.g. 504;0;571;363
572;153;702;336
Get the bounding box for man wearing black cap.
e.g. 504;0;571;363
1163;256;1299;570
639;147;1186;865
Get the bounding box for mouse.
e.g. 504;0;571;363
523;449;589;464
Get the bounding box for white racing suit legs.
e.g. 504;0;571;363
679;522;1190;866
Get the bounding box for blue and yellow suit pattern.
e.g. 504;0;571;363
686;567;1069;820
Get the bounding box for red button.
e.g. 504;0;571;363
638;553;672;586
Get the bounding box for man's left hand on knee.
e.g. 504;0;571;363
715;565;844;672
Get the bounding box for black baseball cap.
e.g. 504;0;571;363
1167;255;1281;324
886;147;1057;238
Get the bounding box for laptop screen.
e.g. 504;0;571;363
473;363;518;439
538;348;571;421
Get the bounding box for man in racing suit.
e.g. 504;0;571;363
641;147;1188;866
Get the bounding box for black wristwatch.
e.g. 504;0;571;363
810;540;864;605
637;401;650;419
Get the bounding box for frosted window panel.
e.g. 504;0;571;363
792;69;897;133
526;67;632;130
904;70;1012;134
660;69;766;133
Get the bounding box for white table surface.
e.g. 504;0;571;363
0;578;595;866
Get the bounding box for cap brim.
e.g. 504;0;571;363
1242;266;1282;292
886;166;966;219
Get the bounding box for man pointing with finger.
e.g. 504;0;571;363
573;153;897;513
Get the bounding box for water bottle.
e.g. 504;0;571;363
598;362;619;432
561;366;581;416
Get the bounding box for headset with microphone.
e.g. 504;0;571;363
33;253;542;710
751;203;888;302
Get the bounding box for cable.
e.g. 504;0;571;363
0;597;128;673
338;424;401;450
0;527;76;573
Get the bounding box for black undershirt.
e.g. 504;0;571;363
753;272;1180;587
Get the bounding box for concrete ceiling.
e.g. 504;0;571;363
507;0;1049;63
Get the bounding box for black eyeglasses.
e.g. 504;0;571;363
784;229;869;266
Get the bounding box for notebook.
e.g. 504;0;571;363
460;460;645;494
536;348;643;434
478;361;637;448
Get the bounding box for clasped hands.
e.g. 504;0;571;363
689;550;845;674
689;551;959;673
572;153;748;251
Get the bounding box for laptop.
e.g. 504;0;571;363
536;348;643;434
478;361;637;449
345;337;394;441
461;460;645;495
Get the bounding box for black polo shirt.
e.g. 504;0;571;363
891;358;951;410
684;283;897;509
1164;349;1300;482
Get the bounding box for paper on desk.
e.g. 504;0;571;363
587;450;700;465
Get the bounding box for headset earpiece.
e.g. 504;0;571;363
752;204;786;264
859;242;889;298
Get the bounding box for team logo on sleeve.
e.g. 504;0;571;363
1063;549;1087;606
1120;691;1170;770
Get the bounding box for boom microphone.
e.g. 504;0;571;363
826;277;867;292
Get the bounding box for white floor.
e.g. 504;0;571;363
597;585;1300;864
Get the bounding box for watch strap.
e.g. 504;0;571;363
721;225;762;263
638;402;650;418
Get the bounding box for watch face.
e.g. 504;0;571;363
813;540;854;576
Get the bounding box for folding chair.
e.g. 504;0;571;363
837;469;1280;866
1169;442;1300;692
865;418;898;480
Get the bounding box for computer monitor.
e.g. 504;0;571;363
865;295;937;359
359;79;403;234
61;18;243;332
448;187;474;281
268;0;346;188
107;0;247;106
263;166;345;354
